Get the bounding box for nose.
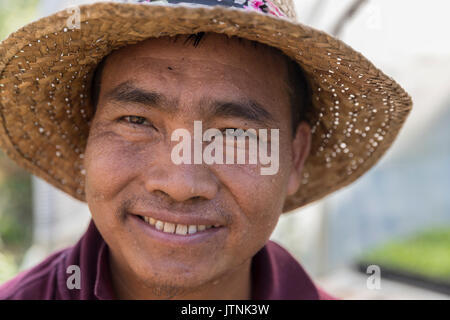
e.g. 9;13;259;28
144;162;219;203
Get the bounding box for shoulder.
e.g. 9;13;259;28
263;240;338;300
0;248;69;300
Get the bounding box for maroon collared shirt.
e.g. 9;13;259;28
0;220;335;300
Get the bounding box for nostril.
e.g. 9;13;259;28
185;196;204;204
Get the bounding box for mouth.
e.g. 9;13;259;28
135;214;222;236
128;212;227;246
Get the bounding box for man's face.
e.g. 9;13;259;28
84;33;310;294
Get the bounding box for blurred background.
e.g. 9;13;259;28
0;0;449;299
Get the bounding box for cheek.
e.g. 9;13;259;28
216;163;288;241
213;133;293;236
229;140;291;212
84;130;145;202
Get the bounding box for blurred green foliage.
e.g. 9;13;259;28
0;251;18;284
0;0;40;40
360;228;450;282
0;153;32;251
0;0;39;282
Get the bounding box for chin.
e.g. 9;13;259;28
134;260;222;293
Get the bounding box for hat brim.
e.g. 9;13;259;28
0;2;412;212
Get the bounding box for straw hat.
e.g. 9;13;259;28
0;0;412;212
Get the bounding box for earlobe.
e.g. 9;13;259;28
287;122;311;196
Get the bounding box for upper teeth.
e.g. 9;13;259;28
142;216;217;235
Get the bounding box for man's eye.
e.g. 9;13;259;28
221;128;257;139
120;115;153;127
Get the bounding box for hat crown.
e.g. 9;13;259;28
129;0;297;20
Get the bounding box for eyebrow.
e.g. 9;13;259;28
104;81;276;126
104;81;177;112
201;98;275;127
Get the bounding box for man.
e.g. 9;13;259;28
0;0;412;300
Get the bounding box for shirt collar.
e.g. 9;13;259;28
94;239;116;300
250;240;320;299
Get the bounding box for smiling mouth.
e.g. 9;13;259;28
136;215;222;236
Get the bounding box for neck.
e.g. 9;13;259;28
109;252;253;300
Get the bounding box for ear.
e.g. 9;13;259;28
286;122;311;196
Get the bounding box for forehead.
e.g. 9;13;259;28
98;33;291;111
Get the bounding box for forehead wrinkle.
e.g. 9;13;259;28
115;54;278;91
104;32;291;91
131;58;286;115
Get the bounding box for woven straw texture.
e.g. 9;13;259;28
0;1;412;212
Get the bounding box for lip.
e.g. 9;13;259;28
128;209;226;227
128;213;227;246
